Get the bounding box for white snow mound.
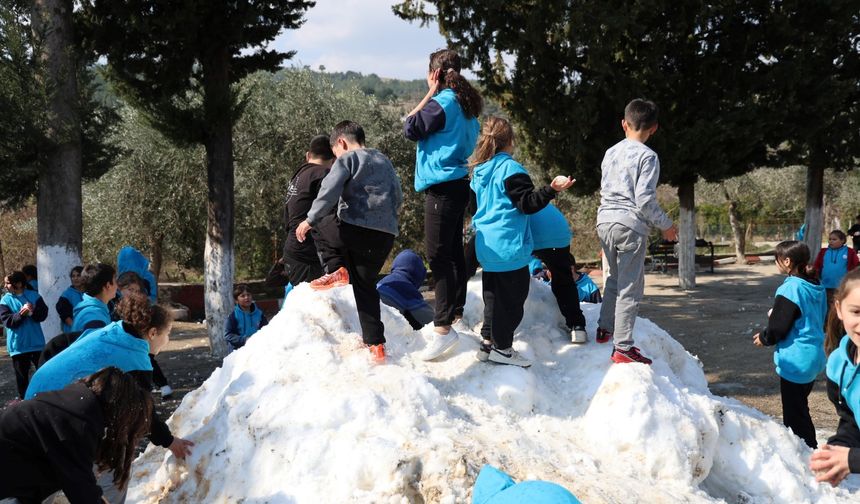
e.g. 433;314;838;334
128;276;860;503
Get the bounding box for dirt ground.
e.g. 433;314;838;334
0;261;838;440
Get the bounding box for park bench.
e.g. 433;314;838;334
648;239;715;273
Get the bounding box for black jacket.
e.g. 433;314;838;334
284;162;331;262
0;383;104;503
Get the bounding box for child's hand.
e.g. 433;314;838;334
296;220;312;243
168;437;195;460
810;444;851;486
550;175;575;192
752;333;763;347
19;304;32;316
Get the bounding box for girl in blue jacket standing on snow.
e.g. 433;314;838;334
753;240;827;448
404;49;483;361
224;284;269;352
470;116;574;367
0;271;48;399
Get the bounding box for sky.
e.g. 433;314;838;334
271;0;452;80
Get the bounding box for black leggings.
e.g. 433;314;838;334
780;377;817;449
480;267;530;350
533;246;586;329
424;178;469;326
12;351;40;399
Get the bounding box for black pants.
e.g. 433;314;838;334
534;246;586;329
480;267;530;350
311;213;347;273
780;377;817;448
283;253;325;286
12;351;40;399
455;233;479;318
425;178;469;326
150;354;169;388
338;222;395;346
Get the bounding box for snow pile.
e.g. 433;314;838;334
128;276;859;503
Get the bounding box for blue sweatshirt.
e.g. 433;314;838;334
406;88;480;192
224;303;268;352
530;204;572;251
377;249;429;311
771;276;827;384
472;465;580;504
820;245;853;290
471;152;555;272
71;294;111;333
0;290;47;356
25;321;152;399
57;286;84;333
118;246;158;302
827;335;860;430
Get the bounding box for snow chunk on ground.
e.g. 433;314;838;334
128;276;859;503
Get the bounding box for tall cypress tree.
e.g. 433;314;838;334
81;0;314;356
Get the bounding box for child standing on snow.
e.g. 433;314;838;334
224;284;269;352
811;267;860;486
470;116;574;367
404;48;482;361
596;98;677;365
753;240;826;449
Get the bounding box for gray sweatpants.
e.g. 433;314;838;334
597;223;647;350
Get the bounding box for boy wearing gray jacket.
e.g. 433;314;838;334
596;99;677;364
296;121;403;362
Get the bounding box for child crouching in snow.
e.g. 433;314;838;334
376;249;434;331
224;284;269;352
469;116;574;367
753;240;826;449
810;267;860;486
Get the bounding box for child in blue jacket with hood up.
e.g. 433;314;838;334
1;271;48;399
377;249;434;331
470;116;574;368
224;284;269;352
753;240;827;449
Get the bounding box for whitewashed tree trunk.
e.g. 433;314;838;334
803;164;824;256
32;0;82;340
678;181;696;290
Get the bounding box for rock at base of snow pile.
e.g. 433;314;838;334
128;276;859;503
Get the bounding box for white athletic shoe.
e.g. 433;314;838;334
475;341;492;362
160;385;173;398
571;326;587;344
488;347;532;367
421;329;459;361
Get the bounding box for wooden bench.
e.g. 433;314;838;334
648;239;715;273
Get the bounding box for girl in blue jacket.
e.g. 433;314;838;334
812;267;860;486
753;241;827;448
470;116;574;367
55;265;84;333
0;271;48;399
404;49;483;361
224;284;269;352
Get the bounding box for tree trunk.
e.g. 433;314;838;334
677;180;696;289
31;0;82;341
149;232;164;284
722;185;746;263
201;45;234;358
0;238;5;278
803;162;825;256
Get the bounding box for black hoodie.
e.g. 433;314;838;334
283;162;331;262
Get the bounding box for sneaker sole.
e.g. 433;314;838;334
309;280;349;291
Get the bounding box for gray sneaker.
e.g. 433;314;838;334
488;347;532;367
571;326;587;344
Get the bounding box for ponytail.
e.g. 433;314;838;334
115;292;172;337
429;49;483;119
470;116;514;167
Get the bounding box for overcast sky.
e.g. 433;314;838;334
271;0;452;80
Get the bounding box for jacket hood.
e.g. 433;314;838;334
388;249;426;289
471;152;511;191
73;294;107;318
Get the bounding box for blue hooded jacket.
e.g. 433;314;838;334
58;286;84;333
72;294;111;333
472;465;580;504
820;245;853;290
826;335;860;429
0;290;46;356
773;275;827;384
25;321;152;399
377;250;429;311
471;152;533;272
224;303;268;351
414;89;479;192
530;204;572;251
118;246;158;303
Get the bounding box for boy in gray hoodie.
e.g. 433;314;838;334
296;121;403;362
596;99;677;364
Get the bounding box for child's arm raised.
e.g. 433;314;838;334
504;174;572;215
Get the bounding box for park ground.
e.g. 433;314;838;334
0;261;838;440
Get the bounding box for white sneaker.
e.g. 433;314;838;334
475;341;492;362
421;329;459;361
160;385;173;398
488;347;532;367
571;326;587;344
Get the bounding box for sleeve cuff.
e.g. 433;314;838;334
849;448;860;474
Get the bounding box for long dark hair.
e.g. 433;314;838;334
83;367;154;489
825;267;860;356
775;240;813;281
429;49;483;119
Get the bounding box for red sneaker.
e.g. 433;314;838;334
368;344;385;363
310;266;350;291
611;346;652;365
596;327;613;344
